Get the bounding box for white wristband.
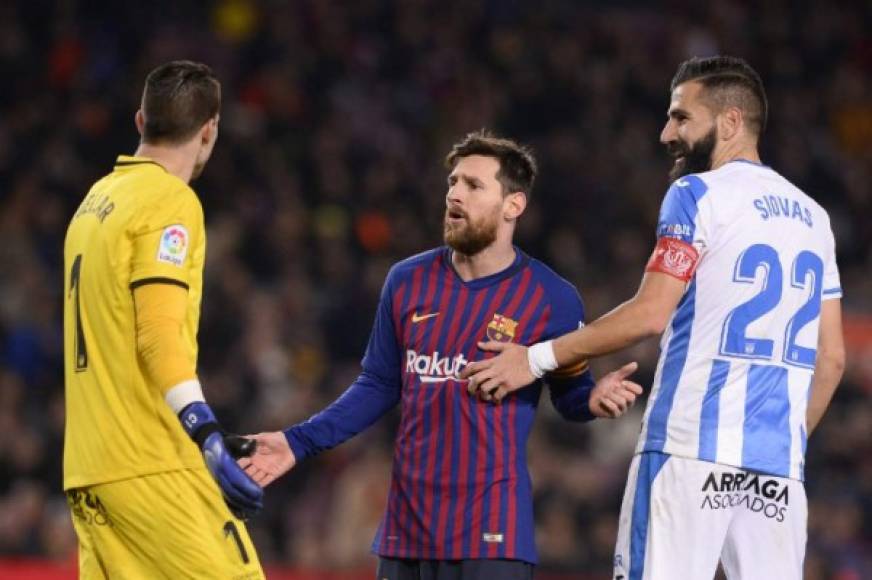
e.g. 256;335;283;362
164;379;205;414
527;340;558;379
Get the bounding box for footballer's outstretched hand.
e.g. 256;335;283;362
179;402;264;519
237;431;297;488
589;361;643;418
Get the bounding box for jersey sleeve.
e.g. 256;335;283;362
133;283;197;394
541;282;595;422
130;187;204;289
360;267;403;382
822;221;842;300
285;268;403;461
646;175;710;281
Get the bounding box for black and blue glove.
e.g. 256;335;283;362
179;402;263;519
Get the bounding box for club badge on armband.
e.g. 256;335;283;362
646;237;700;282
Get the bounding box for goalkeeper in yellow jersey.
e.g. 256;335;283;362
63;60;264;580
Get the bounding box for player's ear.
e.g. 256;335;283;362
201;115;219;145
134;110;145;136
718;106;743;141
504;191;527;220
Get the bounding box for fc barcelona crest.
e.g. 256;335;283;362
486;313;518;343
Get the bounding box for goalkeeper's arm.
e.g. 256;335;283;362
133;282;263;518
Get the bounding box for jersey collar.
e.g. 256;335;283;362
114;155;167;171
728;158;770;169
442;245;529;289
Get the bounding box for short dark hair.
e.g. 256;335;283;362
141;60;221;144
445;130;537;196
671;56;768;136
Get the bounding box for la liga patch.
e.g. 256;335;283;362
156;225;189;267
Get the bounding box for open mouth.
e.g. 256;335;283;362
666;142;688;161
447;209;466;221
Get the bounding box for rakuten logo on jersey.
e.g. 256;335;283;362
406;349;468;383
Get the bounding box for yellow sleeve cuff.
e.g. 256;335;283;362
547;360;590;379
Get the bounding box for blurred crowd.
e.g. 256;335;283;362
0;0;870;577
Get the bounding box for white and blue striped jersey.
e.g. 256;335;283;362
636;160;841;481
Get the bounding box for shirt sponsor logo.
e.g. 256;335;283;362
406;349;468;383
658;223;693;238
482;532;504;543
700;471;789;522
157;224;189;266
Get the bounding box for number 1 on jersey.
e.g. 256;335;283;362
69;254;88;371
223;521;250;564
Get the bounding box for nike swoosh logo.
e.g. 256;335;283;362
411;312;440;323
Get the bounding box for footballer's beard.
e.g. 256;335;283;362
443;209;500;257
666;126;717;181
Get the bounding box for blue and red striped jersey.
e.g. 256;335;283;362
286;247;595;564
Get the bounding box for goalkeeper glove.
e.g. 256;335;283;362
179;402;263;519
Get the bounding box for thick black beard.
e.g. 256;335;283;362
667;126;717;181
443;213;498;257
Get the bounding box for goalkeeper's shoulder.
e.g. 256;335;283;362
136;179;204;227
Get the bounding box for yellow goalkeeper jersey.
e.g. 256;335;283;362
63;156;206;489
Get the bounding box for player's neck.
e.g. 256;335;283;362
451;242;517;282
134;142;198;183
711;141;760;171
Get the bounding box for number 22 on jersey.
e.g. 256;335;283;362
719;243;822;369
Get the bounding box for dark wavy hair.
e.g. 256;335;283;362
672;56;768;136
445;130;537;197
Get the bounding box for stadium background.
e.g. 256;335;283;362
0;0;869;578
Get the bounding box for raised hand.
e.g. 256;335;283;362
588;361;643;418
237;431;297;488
